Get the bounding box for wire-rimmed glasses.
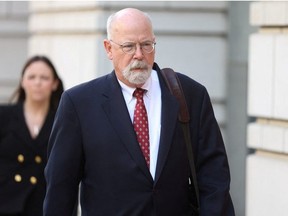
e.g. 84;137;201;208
110;40;156;55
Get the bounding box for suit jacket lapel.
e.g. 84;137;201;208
12;104;35;149
100;68;180;185
12;104;52;153
101;72;153;183
154;68;179;184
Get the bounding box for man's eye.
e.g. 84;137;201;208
142;43;151;48
123;44;134;49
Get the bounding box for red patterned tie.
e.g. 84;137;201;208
133;88;150;167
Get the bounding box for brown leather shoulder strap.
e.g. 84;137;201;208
160;68;190;123
160;68;200;213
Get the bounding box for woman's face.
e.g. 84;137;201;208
21;61;58;104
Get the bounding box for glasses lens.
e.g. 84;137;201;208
141;42;154;53
119;41;155;54
121;43;135;54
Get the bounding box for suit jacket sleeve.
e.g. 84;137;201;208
193;86;235;216
174;71;234;215
44;91;83;215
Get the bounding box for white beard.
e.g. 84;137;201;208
122;60;152;85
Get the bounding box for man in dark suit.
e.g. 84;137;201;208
44;8;235;216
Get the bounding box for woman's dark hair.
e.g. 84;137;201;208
10;55;64;110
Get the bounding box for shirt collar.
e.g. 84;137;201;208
118;70;154;101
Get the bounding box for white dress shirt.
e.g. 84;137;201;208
118;69;162;180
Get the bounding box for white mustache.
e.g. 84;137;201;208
122;60;152;85
129;61;148;70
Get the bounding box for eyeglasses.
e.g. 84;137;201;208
109;40;156;55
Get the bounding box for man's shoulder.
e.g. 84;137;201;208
65;72;113;96
154;63;207;97
154;63;205;92
174;71;207;94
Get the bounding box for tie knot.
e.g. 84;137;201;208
133;88;145;99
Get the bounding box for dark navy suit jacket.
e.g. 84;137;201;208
44;63;235;216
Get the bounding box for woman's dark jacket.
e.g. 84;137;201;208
0;103;55;215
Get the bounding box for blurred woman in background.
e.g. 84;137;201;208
0;55;64;216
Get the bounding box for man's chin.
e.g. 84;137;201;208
131;68;146;73
128;75;148;85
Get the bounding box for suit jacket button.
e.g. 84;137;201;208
14;174;22;182
30;176;37;185
17;154;24;163
35;155;42;164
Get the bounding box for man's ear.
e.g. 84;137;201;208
104;39;113;60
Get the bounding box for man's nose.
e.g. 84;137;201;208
133;44;144;59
